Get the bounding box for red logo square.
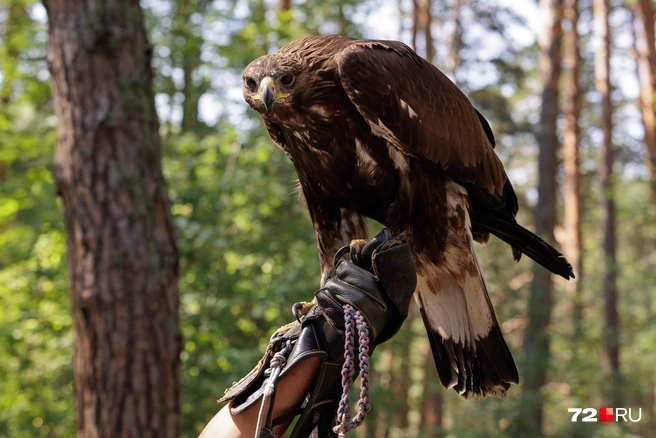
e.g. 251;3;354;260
599;407;614;422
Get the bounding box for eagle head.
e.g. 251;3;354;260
242;53;304;116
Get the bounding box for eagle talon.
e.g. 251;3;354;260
349;239;369;267
292;301;315;322
349;239;369;254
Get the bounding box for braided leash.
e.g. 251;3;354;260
333;304;372;436
254;339;292;438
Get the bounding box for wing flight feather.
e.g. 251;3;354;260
335;41;507;195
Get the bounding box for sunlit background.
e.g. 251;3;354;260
1;0;655;436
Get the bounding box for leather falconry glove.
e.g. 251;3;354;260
218;228;417;438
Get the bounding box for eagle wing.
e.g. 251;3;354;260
335;40;573;279
335;40;507;195
332;41;520;398
333;40;572;397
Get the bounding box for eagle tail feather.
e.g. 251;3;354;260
416;272;518;399
414;182;518;398
476;212;574;280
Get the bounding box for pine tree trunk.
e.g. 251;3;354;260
371;348;393;438
635;0;656;202
635;4;656;429
411;0;434;62
593;0;620;404
421;343;443;437
447;0;464;84
411;0;419;53
422;0;435;63
563;0;583;355
392;319;413;432
393;360;410;430
43;0;181;436
177;0;205;132
515;0;563;435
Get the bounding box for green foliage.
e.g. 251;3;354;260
0;229;72;437
0;2;74;436
164;122;319;434
2;0;656;437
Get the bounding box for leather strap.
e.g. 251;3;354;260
286;357;342;437
221;319;344;437
218;229;417;437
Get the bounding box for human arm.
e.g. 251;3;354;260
199;229;417;438
199;357;321;438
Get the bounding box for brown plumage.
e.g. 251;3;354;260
243;35;574;398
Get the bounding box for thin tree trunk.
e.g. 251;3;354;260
593;0;620;404
634;0;656;202
422;0;435;62
563;0;583;355
393;362;410;430
182;61;200;130
411;0;434;62
177;0;204;132
372;348;393;438
411;0;419;53
393;320;413;432
447;0;464;84
44;0;181;436
631;10;656;431
515;0;563;435
421;343;444;437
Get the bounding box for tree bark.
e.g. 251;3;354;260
634;0;656;202
634;7;656;430
515;0;563;435
422;0;435;63
43;0;181;436
411;0;419;53
593;0;620;404
393;357;410;430
176;0;206;132
447;0;464;84
411;0;434;62
392;318;413;432
421;344;444;438
369;348;393;438
563;0;583;355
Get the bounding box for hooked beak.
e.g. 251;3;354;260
259;77;276;113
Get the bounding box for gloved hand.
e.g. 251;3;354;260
311;228;417;362
219;229;416;438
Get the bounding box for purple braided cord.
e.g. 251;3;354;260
353;311;371;424
333;304;372;435
335;305;356;425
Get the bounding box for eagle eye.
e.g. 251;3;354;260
280;74;294;86
244;77;257;91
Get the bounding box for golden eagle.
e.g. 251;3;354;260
243;35;573;398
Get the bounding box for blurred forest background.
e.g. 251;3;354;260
1;0;655;436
